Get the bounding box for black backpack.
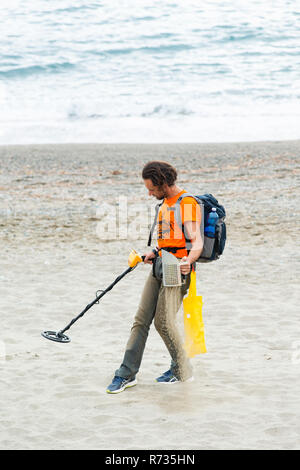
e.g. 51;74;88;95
148;193;226;263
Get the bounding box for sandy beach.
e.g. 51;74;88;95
0;141;299;450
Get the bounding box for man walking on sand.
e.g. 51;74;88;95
106;161;203;393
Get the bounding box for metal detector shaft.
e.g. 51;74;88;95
58;266;133;336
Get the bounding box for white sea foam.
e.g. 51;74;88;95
0;0;299;143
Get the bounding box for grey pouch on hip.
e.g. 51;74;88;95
152;255;163;281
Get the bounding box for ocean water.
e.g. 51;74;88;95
0;0;299;144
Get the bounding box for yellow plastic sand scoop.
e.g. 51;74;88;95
183;270;207;357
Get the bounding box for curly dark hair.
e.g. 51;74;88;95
142;161;177;188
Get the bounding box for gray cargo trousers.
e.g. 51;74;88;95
115;270;192;381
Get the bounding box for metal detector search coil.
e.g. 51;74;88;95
41;331;71;343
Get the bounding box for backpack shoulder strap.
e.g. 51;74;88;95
174;193;200;228
174;193;204;247
147;202;163;247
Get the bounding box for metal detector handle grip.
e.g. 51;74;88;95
179;259;190;284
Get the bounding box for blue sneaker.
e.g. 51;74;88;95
106;376;137;394
156;370;194;384
155;369;174;382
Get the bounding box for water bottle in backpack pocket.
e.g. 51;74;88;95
201;207;219;259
